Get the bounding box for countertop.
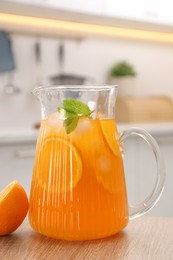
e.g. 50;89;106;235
0;217;173;260
0;217;172;259
1;122;173;144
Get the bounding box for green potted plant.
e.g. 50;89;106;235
108;61;137;96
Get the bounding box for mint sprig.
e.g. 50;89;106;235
58;99;94;134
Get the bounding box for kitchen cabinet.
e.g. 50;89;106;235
2;0;173;29
1;0;173;41
0;142;36;196
3;0;31;2
2;0;103;15
104;0;148;22
153;137;173;216
104;0;173;26
42;0;103;15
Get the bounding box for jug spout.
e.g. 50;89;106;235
32;86;42;100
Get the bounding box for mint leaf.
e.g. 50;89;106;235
58;98;94;134
64;116;79;134
63;99;91;116
65;110;78;118
58;107;77;118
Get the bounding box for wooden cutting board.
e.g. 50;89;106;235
116;96;173;123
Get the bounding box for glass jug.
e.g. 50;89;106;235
29;85;165;240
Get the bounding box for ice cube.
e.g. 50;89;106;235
96;155;111;172
59;109;66;120
88;101;96;111
47;112;62;127
75;118;92;135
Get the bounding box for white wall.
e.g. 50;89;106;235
1;34;173;130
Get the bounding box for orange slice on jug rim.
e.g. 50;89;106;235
37;137;82;193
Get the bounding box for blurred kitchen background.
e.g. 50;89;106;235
0;0;173;217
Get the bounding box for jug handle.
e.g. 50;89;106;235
119;128;166;220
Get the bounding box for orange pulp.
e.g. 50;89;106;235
29;112;128;240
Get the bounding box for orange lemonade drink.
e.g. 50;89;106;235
29;112;128;240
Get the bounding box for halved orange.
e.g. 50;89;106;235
37;137;82;192
0;181;29;236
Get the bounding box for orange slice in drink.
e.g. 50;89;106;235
99;119;120;156
95;150;123;194
37;137;82;193
94;118;124;193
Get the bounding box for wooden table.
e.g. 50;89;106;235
0;217;172;260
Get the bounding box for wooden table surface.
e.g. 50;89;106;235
0;217;172;260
